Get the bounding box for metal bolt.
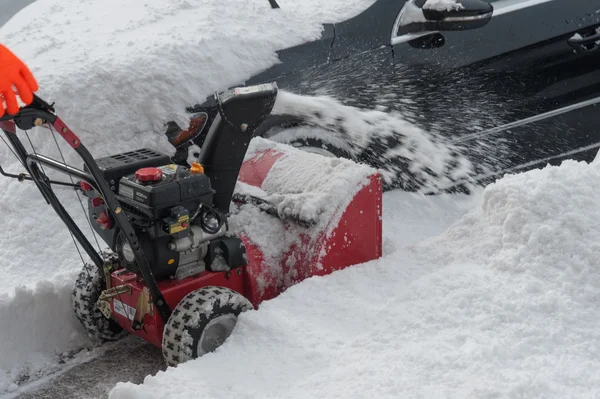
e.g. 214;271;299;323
34;118;43;126
62;127;68;133
240;123;248;132
115;207;122;214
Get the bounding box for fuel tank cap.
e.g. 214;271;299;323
135;167;163;182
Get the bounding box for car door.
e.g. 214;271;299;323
390;0;600;180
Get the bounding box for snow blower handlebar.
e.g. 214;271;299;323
0;94;174;322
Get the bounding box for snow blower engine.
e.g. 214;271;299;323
0;82;383;366
84;141;238;282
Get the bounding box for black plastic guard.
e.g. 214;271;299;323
206;236;248;271
198;83;278;214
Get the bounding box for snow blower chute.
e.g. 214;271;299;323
0;83;382;366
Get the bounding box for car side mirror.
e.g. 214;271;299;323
395;0;493;35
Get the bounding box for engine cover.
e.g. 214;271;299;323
118;164;213;216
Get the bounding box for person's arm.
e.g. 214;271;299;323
0;44;38;117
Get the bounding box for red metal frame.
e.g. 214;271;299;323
52;117;81;148
0;120;16;134
110;268;245;347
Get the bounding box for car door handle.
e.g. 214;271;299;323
567;31;600;51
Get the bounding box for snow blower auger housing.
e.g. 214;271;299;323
0;83;382;366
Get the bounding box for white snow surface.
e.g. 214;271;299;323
109;158;600;398
0;0;376;143
0;270;92;393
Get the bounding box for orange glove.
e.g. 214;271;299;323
0;44;38;118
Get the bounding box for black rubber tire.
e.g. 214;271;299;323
72;262;127;342
162;286;253;367
257;114;354;160
286;137;354;159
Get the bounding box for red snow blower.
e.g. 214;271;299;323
0;83;382;366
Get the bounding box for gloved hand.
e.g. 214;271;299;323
0;44;38;118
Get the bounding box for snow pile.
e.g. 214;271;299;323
272;91;475;192
0;0;376;150
0;271;92;393
109;159;600;398
420;158;600;270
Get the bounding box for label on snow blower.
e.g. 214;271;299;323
113;299;136;320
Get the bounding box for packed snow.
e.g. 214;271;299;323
0;270;92;393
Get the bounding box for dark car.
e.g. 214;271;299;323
170;0;600;192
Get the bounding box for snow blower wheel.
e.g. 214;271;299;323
72;262;127;342
162;286;253;367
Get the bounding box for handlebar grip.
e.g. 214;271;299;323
0;94;55;123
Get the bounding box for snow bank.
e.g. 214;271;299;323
0;0;376;157
109;159;600;398
0;271;92;394
420;158;600;270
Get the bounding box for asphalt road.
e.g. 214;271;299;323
13;337;166;399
